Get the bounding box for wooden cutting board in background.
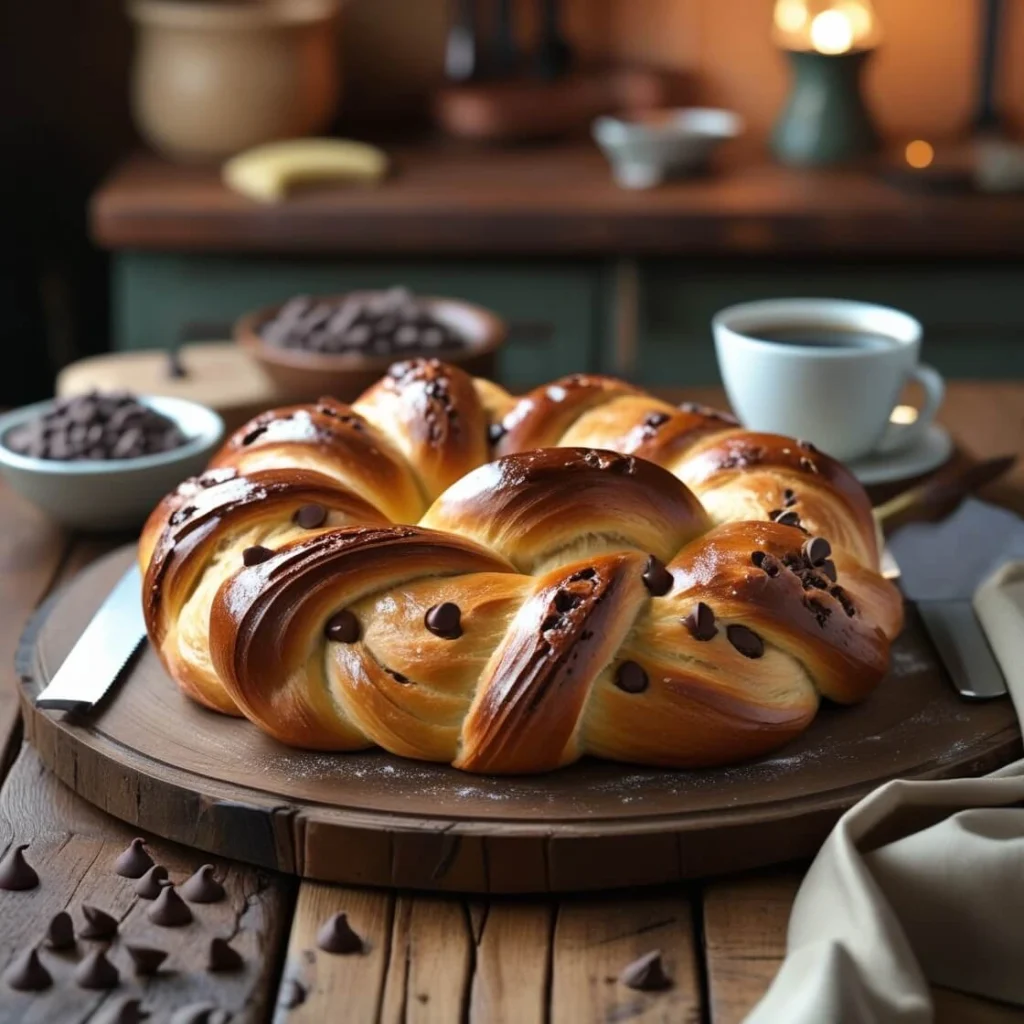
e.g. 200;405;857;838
56;341;287;433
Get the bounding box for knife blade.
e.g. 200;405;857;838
915;599;1009;701
885;497;1024;701
35;563;147;711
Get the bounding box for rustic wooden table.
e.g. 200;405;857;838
1;381;1023;1024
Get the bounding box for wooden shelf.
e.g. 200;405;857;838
91;144;1024;258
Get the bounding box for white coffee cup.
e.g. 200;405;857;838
712;298;945;462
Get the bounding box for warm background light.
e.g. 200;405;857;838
905;139;935;169
810;10;854;54
773;0;881;54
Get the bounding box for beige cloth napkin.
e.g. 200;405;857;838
745;563;1024;1024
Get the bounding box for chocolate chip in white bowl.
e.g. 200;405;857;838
4;393;188;462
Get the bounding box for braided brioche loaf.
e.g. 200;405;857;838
139;359;903;773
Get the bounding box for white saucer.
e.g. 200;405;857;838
847;424;954;486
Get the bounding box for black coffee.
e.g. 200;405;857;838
753;324;898;351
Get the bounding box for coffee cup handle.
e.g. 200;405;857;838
874;363;945;455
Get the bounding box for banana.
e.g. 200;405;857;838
222;138;389;203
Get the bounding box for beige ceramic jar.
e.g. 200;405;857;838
128;0;341;163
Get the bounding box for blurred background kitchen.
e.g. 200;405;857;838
4;0;1024;410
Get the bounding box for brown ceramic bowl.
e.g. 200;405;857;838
234;292;507;404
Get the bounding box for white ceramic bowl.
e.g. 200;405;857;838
0;396;225;531
592;107;744;189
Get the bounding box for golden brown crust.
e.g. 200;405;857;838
354;359;490;502
141;467;389;713
494;374;644;455
207;398;425;523
456;552;648;773
141;358;903;773
420;447;710;572
209;526;516;750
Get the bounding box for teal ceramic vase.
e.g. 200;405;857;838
772;48;879;166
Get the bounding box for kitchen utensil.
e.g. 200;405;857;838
874;454;1017;533
35;564;146;711
887;497;1024;700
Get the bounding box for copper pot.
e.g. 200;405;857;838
128;0;341;164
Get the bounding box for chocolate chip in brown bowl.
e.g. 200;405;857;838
258;287;468;358
4;392;187;462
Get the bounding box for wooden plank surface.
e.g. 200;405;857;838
380;896;472;1023
552;893;702;1024
0;484;67;772
0;745;295;1024
274;883;393;1024
702;872;802;1024
90;147;1024;257
469;903;552;1024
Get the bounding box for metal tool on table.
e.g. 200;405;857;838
887;496;1024;701
34;564;147;711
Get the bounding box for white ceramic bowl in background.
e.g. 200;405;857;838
0;396;224;531
592;108;743;190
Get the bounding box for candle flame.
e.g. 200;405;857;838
905;140;934;169
774;0;879;53
810;10;854;54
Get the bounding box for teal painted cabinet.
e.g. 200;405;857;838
624;260;1024;388
113;252;1024;394
113;253;605;390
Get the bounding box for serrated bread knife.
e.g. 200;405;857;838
35;563;147;711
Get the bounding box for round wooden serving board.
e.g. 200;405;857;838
19;547;1022;894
